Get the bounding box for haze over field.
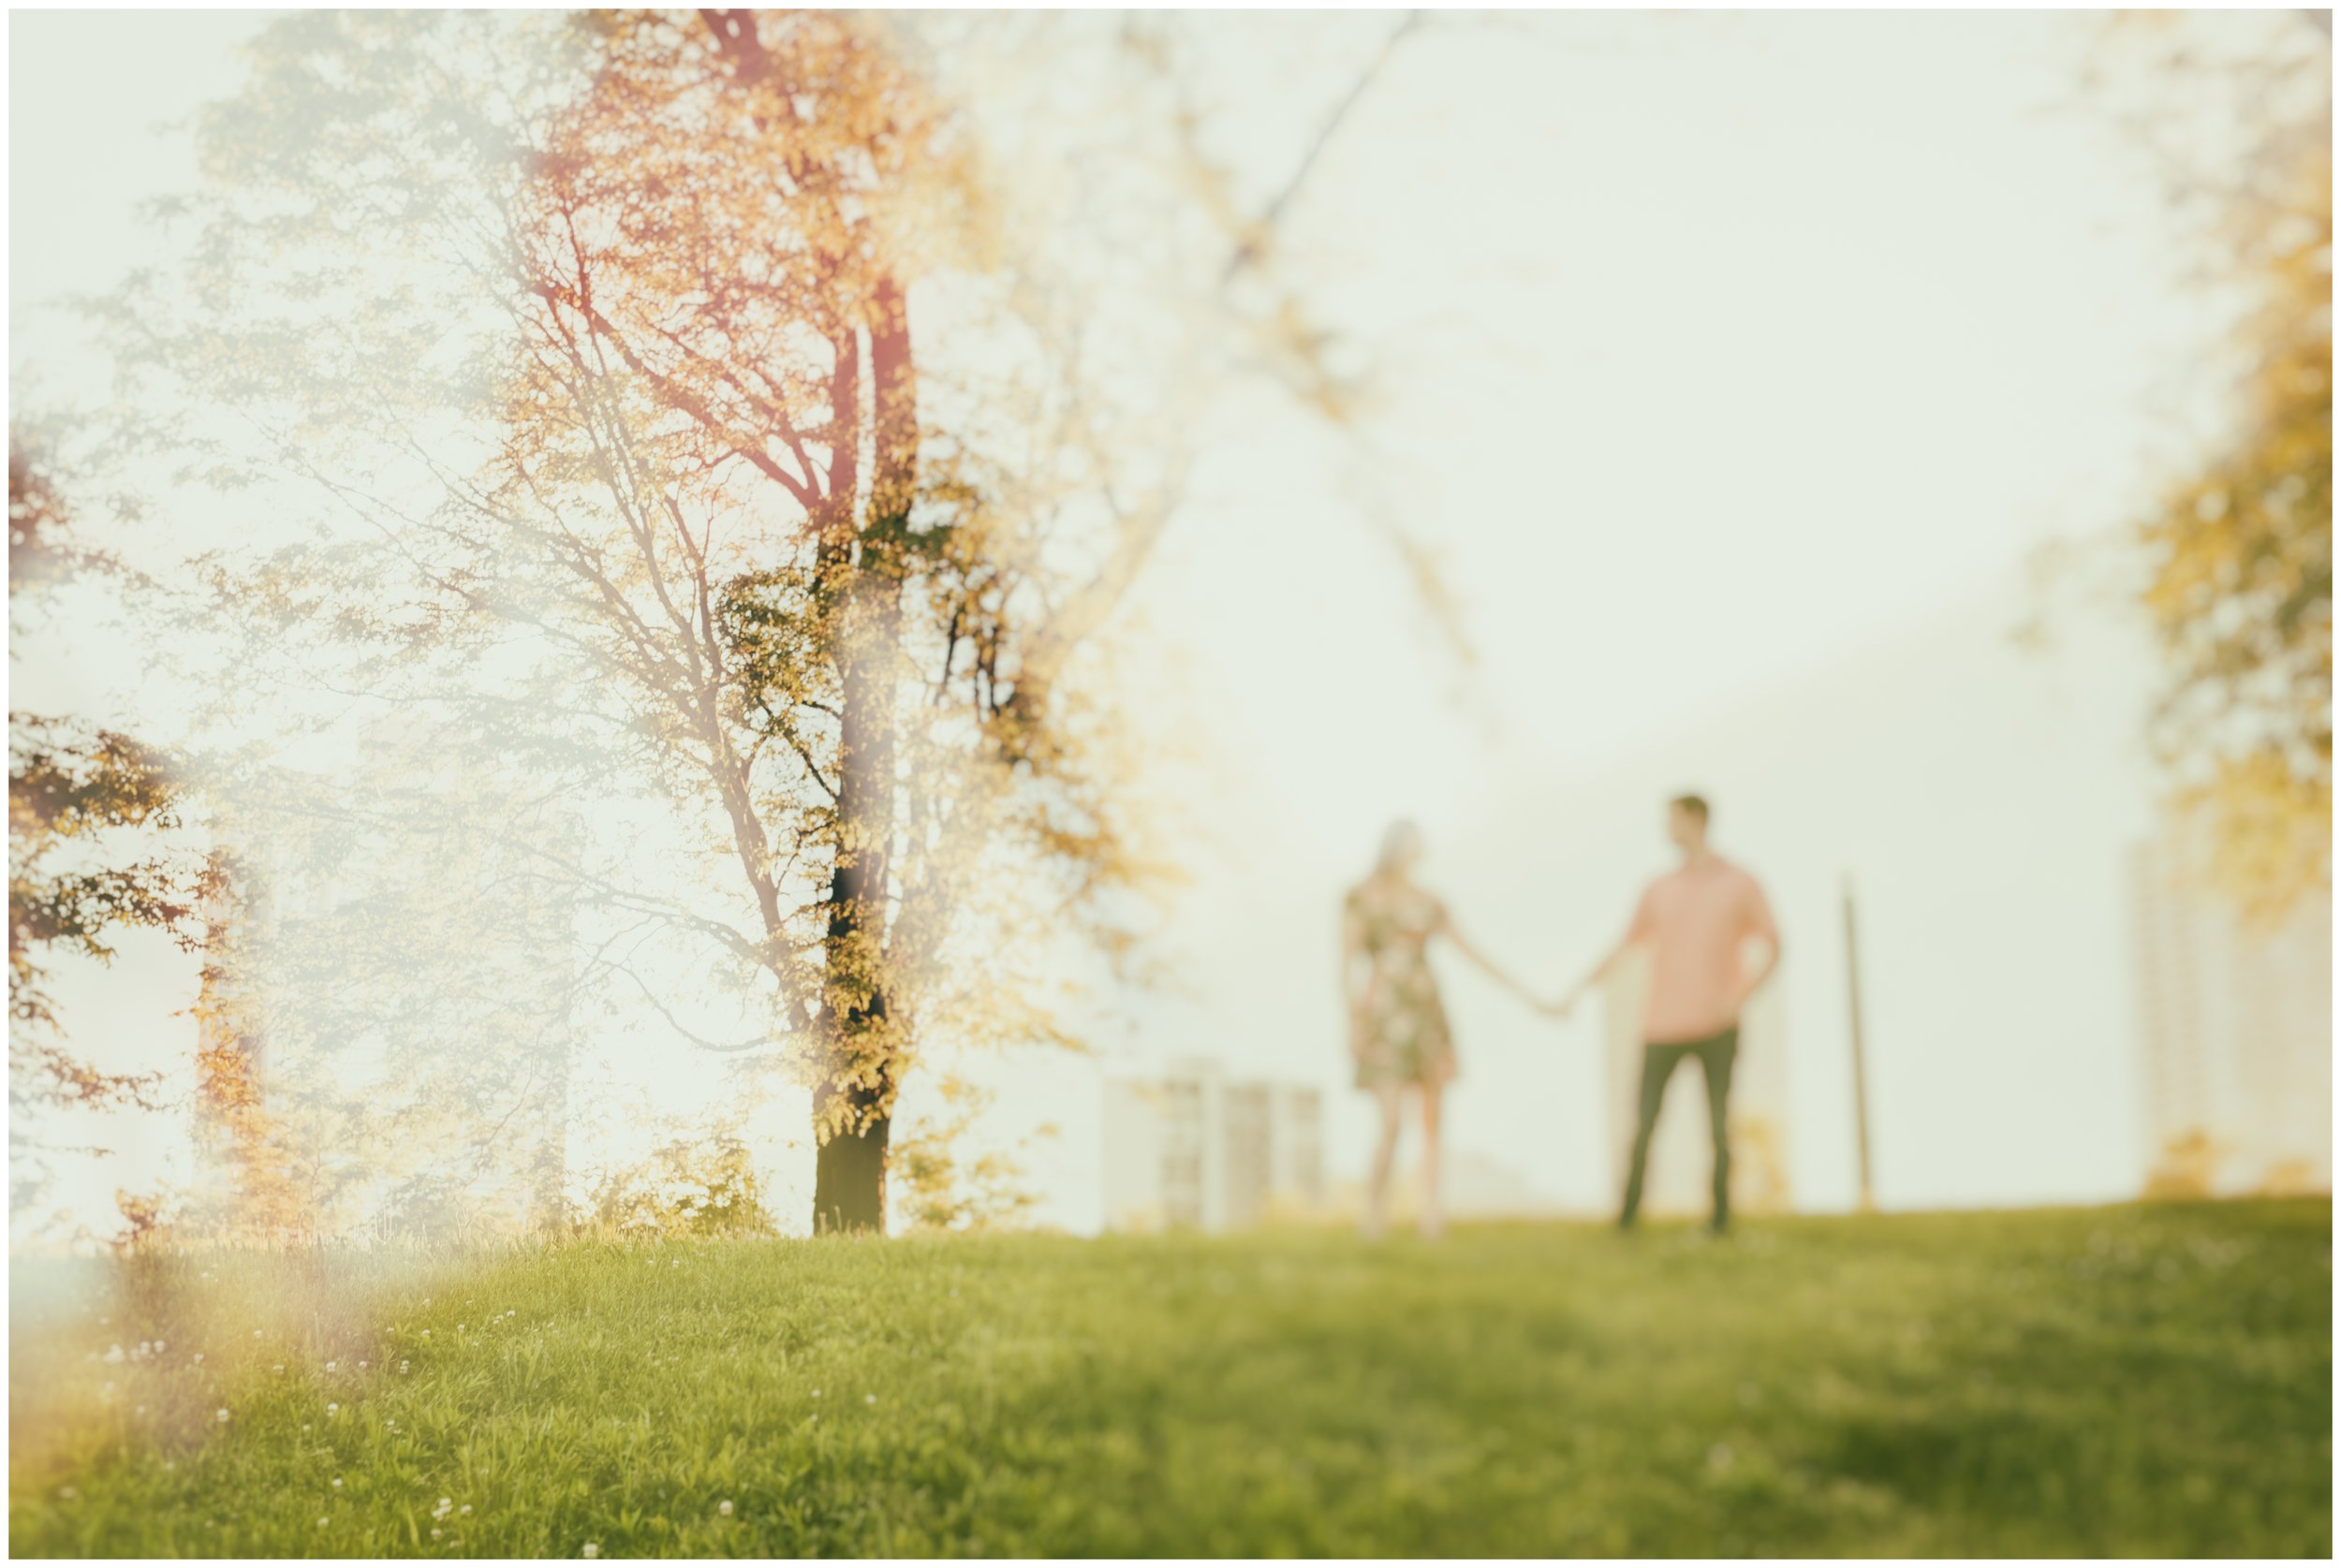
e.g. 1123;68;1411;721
8;9;2318;1238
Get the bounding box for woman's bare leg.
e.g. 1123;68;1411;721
1363;1084;1405;1239
1419;1078;1446;1240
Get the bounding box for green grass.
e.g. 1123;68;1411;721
9;1200;2331;1557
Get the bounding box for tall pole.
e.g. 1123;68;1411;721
1842;873;1878;1214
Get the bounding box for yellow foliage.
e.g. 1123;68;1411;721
2254;1157;2322;1197
2139;37;2331;921
2142;1127;2228;1201
891;1074;1045;1235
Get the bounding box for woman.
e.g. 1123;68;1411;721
1341;819;1539;1240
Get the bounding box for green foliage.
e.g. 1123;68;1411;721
582;1130;777;1241
7;1202;2330;1556
890;1074;1044;1235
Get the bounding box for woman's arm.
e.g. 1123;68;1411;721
1438;906;1539;1008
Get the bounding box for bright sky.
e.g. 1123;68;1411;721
8;10;2288;1238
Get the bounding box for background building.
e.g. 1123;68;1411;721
2132;826;2332;1196
1101;1061;1326;1231
185;715;586;1240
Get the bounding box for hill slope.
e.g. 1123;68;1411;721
10;1201;2330;1557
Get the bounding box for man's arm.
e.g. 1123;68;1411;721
1553;943;1624;1015
1734;877;1782;1013
1551;886;1655;1016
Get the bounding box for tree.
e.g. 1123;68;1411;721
2105;14;2332;921
109;9;1430;1235
7;439;210;1211
114;9;1187;1234
891;1073;1048;1235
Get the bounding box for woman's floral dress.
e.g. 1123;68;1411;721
1345;876;1458;1090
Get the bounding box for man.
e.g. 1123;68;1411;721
1554;794;1780;1235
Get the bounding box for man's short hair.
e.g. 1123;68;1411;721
1671;793;1711;824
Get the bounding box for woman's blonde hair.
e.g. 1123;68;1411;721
1377;818;1423;872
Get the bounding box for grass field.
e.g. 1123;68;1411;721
8;1200;2331;1558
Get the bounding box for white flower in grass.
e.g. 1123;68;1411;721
318;1517;331;1529
433;1498;452;1520
400;1361;410;1373
328;1403;340;1415
216;1408;231;1424
272;1365;284;1374
332;1478;343;1489
461;1504;472;1517
864;1395;876;1406
59;1487;78;1501
325;1361;337;1372
154;1340;166;1354
421;1330;431;1340
718;1501;733;1517
582;1544;599;1559
104;1344;125;1365
192;1354;204;1365
253;1330;263;1340
358;1360;368;1370
431;1528;443;1541
810;1389;820;1399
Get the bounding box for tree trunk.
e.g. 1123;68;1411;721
811;566;903;1233
810;277;917;1234
812;1098;891;1233
529;1033;572;1234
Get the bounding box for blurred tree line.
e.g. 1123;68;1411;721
2110;12;2332;921
20;9;1421;1241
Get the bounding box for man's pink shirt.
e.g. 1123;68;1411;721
1625;856;1779;1046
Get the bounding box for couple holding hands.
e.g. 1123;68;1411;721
1340;795;1781;1241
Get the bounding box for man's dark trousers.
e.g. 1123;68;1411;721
1617;1025;1738;1232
